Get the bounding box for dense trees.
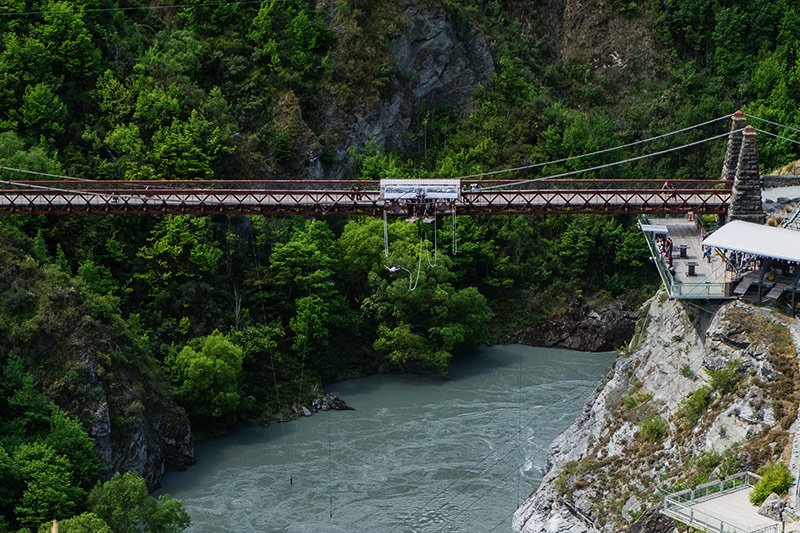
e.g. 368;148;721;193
3;0;800;530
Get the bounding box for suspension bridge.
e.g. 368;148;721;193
0;111;796;219
0;111;777;218
0;178;732;216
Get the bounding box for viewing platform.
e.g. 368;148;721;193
640;215;731;300
661;472;780;533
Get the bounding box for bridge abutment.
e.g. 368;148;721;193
721;110;747;181
727;124;766;224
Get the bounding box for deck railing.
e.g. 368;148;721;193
661;472;780;533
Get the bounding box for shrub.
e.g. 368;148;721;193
639;415;669;442
680;363;695;380
621;391;652;410
708;360;742;394
750;462;793;506
677;385;712;428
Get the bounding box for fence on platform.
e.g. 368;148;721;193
661;472;779;533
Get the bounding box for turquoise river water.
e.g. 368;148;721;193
159;344;613;532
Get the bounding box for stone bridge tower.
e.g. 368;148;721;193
725;112;766;224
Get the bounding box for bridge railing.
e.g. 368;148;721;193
3;178;733;191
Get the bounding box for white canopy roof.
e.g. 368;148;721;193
703;220;800;263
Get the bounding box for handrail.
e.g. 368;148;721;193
661;472;780;533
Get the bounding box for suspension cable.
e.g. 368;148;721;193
0;165;90;181
409;239;423;291
451;114;731;181
451;209;458;255
753;128;800;146
426;215;438;268
479;129;740;191
0;0;262;16
744;114;800;136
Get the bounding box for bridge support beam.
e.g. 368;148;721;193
727;125;766;224
721;110;747;181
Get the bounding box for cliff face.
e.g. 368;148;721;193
313;0;658;179
512;299;638;352
0;228;194;490
320;0;494;179
514;293;800;532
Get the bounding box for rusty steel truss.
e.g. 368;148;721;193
0;179;732;216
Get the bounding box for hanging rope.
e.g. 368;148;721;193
383;209;389;257
249;222;292;484
409;239;423;291
291;323;311;485
328;412;333;518
451;209;458;255
425;215;438;268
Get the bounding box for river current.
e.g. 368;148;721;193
159;345;613;532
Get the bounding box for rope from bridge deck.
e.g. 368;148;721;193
479;128;741;191
452;113;731;182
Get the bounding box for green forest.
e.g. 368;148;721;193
1;0;800;530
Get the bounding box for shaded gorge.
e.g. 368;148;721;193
159;345;613;532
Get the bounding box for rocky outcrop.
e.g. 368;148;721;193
512;300;638;352
56;346;195;490
759;493;786;522
325;0;494;178
513;294;800;532
293;393;354;418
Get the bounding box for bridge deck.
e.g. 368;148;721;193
0;179;731;216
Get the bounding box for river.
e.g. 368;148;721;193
158;345;613;532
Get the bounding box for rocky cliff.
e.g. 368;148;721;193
0;227;194;490
512;299;638;352
513;293;800;532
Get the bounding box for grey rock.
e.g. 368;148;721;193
512;299;638;352
628;507;673;533
758;493;785;521
329;0;494;178
620;495;642;521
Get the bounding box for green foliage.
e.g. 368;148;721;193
13;442;81;530
680;363;695;380
707;360;743;395
750;462;793;506
621;390;652;410
39;512;111;533
170;332;244;424
88;472;190;533
639;415;669;443
677;385;713;428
